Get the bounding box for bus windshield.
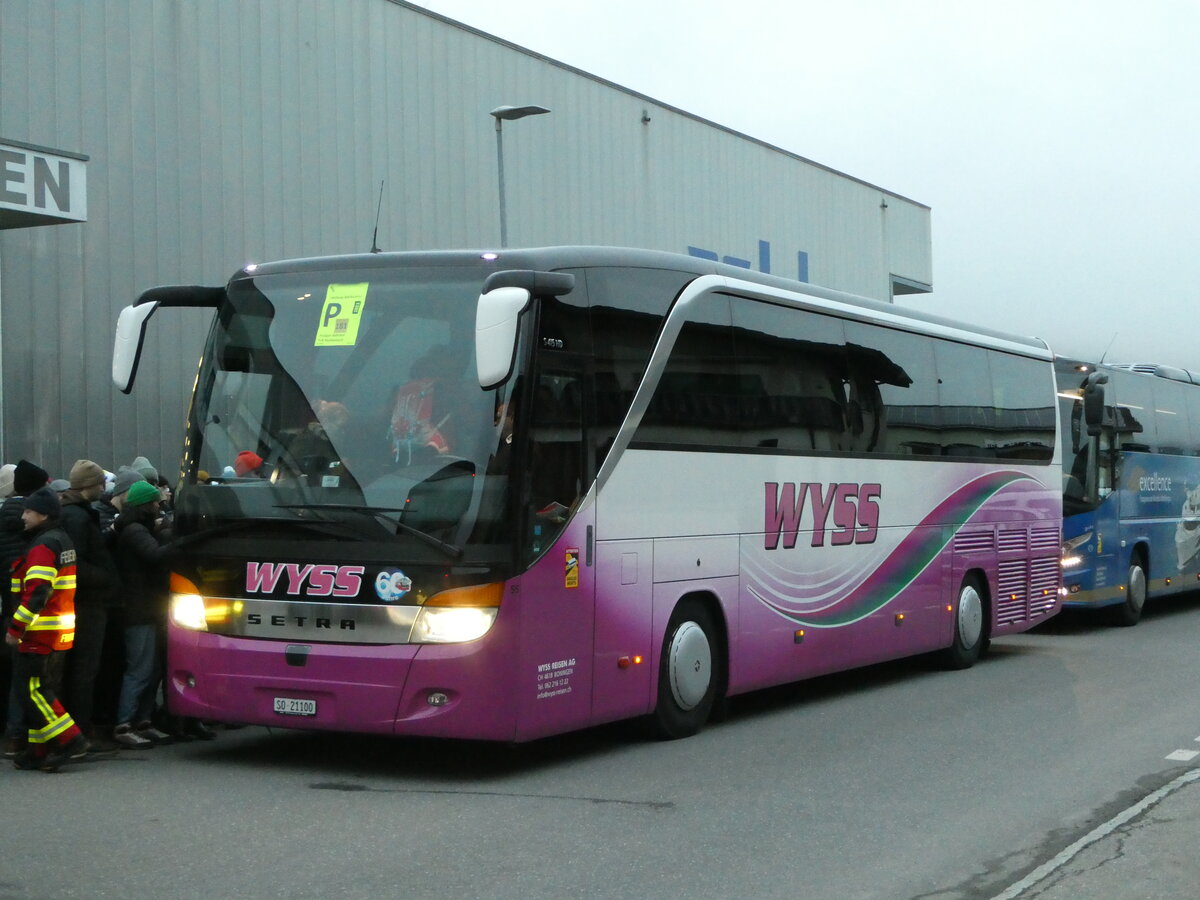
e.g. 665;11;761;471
1056;359;1116;517
1056;376;1093;515
178;265;520;564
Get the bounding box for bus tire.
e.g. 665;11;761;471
939;574;987;670
1110;558;1147;627
651;600;720;740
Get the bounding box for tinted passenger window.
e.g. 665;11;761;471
732;302;848;452
636;294;737;447
1110;372;1156;452
935;342;994;458
989;351;1055;462
844;321;940;456
587;267;693;462
1151;380;1193;456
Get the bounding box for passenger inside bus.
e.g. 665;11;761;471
388;343;470;465
233;450;266;478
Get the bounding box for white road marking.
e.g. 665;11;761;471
991;767;1200;899
1165;749;1199;761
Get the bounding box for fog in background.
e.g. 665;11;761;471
418;0;1199;367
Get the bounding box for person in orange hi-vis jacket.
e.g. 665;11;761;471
5;485;88;771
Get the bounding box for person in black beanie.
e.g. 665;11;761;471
1;459;49;759
0;460;47;575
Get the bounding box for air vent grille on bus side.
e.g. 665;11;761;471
1029;558;1060;616
998;529;1028;554
1030;527;1060;552
996;559;1030;625
954;531;995;554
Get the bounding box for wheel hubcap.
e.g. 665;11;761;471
958;585;984;648
669;621;712;710
1129;566;1147;612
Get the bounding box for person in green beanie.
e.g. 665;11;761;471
111;480;173;747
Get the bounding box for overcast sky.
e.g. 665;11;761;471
417;0;1199;367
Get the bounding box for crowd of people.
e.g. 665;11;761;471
1;455;217;773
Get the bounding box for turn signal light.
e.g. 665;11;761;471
424;582;504;608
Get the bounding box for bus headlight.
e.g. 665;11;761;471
412;606;499;643
1061;534;1091;568
411;582;503;644
167;573;234;632
171;592;209;631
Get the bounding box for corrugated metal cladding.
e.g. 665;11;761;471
0;0;931;479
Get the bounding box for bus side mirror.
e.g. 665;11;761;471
475;286;531;389
1083;373;1108;437
112;302;159;394
112;285;224;393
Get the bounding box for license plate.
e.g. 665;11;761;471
273;696;317;716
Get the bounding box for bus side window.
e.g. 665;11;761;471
731;299;848;453
844;322;936;457
528;370;584;556
844;373;884;453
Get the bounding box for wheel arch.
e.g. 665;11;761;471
1129;541;1150;577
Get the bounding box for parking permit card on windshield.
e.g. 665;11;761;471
315;283;368;346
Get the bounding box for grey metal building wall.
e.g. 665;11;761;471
0;0;932;479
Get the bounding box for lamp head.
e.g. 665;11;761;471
490;104;552;121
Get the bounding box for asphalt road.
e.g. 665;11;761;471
4;595;1200;900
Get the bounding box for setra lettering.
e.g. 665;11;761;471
245;613;355;630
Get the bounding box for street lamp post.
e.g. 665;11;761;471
490;104;551;248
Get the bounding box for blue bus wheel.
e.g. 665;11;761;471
1110;560;1147;627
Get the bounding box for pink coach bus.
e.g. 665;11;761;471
113;247;1061;741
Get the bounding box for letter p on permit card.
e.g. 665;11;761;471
315;283;369;346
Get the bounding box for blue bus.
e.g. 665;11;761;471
1057;357;1200;625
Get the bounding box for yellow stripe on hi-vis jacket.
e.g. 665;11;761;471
25;614;77;631
24;564;59;584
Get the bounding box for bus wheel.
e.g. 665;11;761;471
652;601;720;739
939;574;987;670
1110;559;1147;627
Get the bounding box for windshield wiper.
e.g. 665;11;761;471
273;504;463;559
170;516;364;549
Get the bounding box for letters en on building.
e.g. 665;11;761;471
0;139;88;229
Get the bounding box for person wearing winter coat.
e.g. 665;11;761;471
0;460;47;583
1;459;50;758
112;480;174;747
94;466;145;537
59;460;122;749
7;487;88;771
